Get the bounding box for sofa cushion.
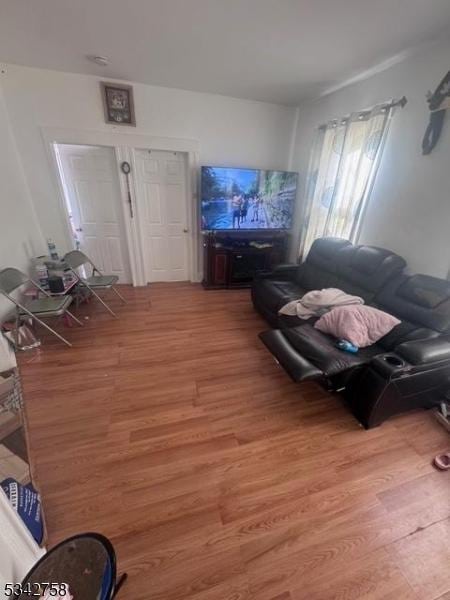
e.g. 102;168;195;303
376;321;439;350
296;239;405;303
296;237;351;290
252;279;305;313
328;245;407;303
303;237;351;272
397;275;450;310
278;313;319;329
282;325;382;377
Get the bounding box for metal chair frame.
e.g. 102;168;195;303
63;251;127;318
0;267;83;348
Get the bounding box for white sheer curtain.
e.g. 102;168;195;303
299;104;393;258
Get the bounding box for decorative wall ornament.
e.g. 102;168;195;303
101;82;136;126
120;161;134;218
422;71;450;154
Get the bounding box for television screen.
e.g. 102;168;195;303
200;166;297;231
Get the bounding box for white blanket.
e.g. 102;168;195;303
279;288;364;319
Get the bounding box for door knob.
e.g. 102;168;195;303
75;228;83;232
183;228;189;233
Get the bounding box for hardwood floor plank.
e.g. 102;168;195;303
289;548;419;600
386;519;450;600
178;574;251;600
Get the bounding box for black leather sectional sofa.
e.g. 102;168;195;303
252;237;450;428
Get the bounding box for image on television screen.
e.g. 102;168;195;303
200;166;297;231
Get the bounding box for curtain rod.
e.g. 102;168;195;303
390;96;408;109
318;96;407;130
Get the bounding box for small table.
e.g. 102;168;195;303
23;279;78;300
19;533;127;599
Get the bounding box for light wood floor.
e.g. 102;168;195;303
18;283;450;600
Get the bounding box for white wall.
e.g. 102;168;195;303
0;64;297;255
5;41;448;282
291;38;450;278
0;84;45;318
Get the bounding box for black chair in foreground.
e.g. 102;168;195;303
20;532;128;599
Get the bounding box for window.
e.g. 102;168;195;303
299;104;392;258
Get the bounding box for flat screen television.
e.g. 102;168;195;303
200;166;298;231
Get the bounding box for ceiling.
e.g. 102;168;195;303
1;0;450;105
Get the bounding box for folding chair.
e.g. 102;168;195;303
0;267;83;348
63;251;126;318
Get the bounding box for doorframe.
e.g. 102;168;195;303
41;126;201;286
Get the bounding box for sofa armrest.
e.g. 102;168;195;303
396;337;450;366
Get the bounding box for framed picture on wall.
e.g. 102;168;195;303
101;82;136;126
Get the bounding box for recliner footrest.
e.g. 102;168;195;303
259;329;324;382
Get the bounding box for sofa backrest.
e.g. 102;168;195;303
296;237;351;290
298;237;406;302
330;245;407;302
374;274;450;349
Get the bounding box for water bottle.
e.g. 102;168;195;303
33;258;50;291
47;239;59;261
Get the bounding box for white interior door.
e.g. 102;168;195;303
57;144;131;283
134;149;189;282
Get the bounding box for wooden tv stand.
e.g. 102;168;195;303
202;231;289;289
